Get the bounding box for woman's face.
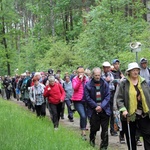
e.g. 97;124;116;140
65;76;70;82
77;68;84;77
129;68;140;78
78;71;84;76
33;80;39;86
49;80;55;86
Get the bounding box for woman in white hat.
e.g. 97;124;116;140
116;62;150;150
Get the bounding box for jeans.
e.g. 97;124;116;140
65;100;74;119
73;101;87;130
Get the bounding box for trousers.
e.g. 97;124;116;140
90;110;109;149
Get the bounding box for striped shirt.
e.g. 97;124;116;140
95;83;101;102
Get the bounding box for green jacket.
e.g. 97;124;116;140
116;76;150;119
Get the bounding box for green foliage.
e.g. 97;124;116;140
37;38;80;72
1;0;150;75
74;0;150;71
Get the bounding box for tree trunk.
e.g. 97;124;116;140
50;0;55;37
1;2;10;75
142;0;147;21
65;9;69;42
70;9;74;40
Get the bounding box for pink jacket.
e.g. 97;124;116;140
71;76;88;101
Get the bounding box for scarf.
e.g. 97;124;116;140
128;76;149;117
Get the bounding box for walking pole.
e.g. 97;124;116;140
127;114;132;150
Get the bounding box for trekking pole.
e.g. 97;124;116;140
127;114;132;150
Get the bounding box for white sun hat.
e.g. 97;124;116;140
126;62;140;72
102;61;111;67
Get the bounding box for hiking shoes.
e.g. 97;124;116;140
61;116;64;119
69;119;74;122
110;131;118;136
54;127;58;131
137;140;142;146
90;140;95;147
119;136;126;144
81;134;87;141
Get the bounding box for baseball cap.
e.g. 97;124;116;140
112;59;120;64
48;69;53;74
102;61;111;67
140;58;147;64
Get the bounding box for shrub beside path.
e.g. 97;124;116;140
11;99;144;150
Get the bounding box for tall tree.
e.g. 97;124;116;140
0;1;10;75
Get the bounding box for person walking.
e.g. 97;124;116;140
116;62;150;150
71;66;88;140
0;76;6;99
29;76;46;117
84;67;111;149
3;75;12;100
63;75;74;122
15;75;21;101
136;57;150;146
43;76;65;129
139;58;150;86
111;59;125;143
55;73;65;119
101;61;117;136
20;71;31;107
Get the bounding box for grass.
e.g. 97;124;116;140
0;98;95;150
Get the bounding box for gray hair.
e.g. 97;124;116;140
92;67;101;77
48;75;55;82
85;68;91;75
55;74;60;79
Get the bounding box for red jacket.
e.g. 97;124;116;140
43;82;65;104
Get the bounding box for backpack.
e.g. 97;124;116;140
147;68;150;74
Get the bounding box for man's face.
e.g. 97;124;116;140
113;62;120;70
141;62;147;69
93;70;101;81
26;72;30;77
103;66;110;73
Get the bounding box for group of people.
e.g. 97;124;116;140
1;58;150;150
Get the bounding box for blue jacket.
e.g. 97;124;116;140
84;78;111;118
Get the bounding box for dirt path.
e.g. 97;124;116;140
11;99;144;150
